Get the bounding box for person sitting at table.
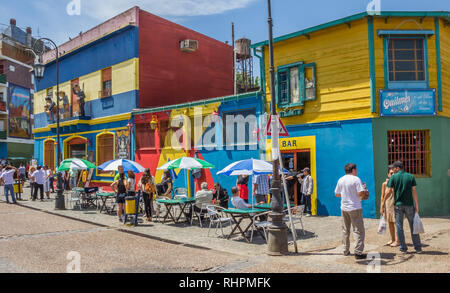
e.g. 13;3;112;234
187;182;213;222
156;170;172;197
231;186;251;210
212;182;229;209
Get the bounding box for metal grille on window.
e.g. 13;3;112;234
388;38;425;81
387;130;430;176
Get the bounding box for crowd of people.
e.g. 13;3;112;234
1;158;423;259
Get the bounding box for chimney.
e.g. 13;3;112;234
26;27;32;47
10;18;16;26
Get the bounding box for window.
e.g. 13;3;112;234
388;39;425;81
135;123;156;149
97;133;114;176
387;130;430;177
100;67;112;98
385;37;428;89
277;62;316;107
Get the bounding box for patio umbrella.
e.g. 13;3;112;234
157;157;214;170
216;158;286;176
57;158;96;172
97;159;146;173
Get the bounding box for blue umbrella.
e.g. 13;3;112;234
98;159;146;173
217;158;287;176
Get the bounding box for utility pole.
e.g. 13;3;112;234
266;0;288;255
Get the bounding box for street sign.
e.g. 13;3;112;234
265;115;289;137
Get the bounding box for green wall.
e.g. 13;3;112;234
372;116;450;217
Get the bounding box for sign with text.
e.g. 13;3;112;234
380;89;436;116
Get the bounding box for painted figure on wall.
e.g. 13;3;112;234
8;84;32;138
72;84;86;117
58;91;70;119
116;130;130;159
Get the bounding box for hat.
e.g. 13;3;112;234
301;167;310;173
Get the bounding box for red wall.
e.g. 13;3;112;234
138;10;234;108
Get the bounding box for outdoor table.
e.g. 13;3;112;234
97;192;116;214
222;208;266;243
156;198;196;224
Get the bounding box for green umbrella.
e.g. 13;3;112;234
57;158;96;172
157;157;214;170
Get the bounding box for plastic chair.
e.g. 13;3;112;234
250;211;272;243
206;205;232;237
68;189;82;210
283;205;306;235
191;203;209;227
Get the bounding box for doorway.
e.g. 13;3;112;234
281;149;311;206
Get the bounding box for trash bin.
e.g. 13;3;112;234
125;196;138;215
13;182;23;194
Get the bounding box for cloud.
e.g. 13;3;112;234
83;0;258;20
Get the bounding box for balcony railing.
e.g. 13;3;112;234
98;88;112;99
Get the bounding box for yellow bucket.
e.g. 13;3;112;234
13;183;23;193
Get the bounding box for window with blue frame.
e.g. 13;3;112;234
277;62;316;108
383;35;429;89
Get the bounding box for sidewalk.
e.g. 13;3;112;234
4;187;450;273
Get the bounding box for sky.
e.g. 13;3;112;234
1;0;448;74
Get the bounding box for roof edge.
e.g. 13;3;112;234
251;11;450;48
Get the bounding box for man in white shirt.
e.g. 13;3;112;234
30;166;46;201
231;186;251;210
187;182;213;221
1;166;17;204
335;163;369;260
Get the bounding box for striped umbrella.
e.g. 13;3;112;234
216;158;287;176
57;158;96;172
97;159;146;173
157;157;214;170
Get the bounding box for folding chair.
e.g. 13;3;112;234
250;211;272;243
283;205;306;235
206;205;232;237
191;203;209;227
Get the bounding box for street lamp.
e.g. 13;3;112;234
32;38;65;210
266;0;288;255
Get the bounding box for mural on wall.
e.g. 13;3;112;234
8;84;31;138
115;130;130;159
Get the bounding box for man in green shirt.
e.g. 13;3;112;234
385;161;422;254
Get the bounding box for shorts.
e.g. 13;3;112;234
116;193;126;204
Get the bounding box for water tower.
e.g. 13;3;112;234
235;38;257;93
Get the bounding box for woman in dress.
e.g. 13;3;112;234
380;165;399;247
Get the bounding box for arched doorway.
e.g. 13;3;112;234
43;139;55;171
64;136;87;160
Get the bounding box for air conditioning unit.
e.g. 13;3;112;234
180;39;198;52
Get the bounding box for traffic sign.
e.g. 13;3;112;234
265;115;289;137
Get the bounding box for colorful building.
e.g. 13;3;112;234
251;11;450;218
0;19;39;162
32;6;233;185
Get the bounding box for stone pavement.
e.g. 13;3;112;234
1;187;449;273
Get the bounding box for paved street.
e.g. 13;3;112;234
0;187;449;273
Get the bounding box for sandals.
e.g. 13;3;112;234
390;242;400;247
385;240;394;246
